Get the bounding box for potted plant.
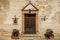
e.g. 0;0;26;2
44;29;54;39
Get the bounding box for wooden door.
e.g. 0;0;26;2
24;14;36;34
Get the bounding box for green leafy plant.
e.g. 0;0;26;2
44;29;54;39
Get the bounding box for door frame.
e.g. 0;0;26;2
22;10;38;34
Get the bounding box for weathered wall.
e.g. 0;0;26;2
0;0;60;37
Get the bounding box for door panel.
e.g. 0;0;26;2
24;14;36;34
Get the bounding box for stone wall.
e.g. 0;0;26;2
0;0;60;37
